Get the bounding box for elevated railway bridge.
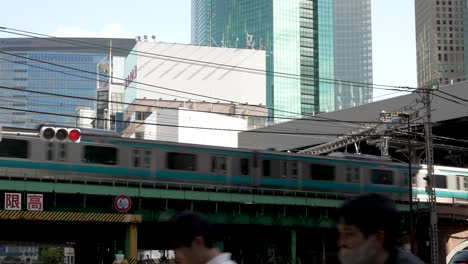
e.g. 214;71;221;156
0;174;466;264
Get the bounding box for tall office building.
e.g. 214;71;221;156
0;38;134;128
415;0;467;88
191;0;373;118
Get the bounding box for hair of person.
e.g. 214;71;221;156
337;193;399;250
169;211;216;249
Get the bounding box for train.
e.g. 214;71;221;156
0;125;467;204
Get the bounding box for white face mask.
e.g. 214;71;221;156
338;236;378;264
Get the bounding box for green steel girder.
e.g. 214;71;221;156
0;179;349;208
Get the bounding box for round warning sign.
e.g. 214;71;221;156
114;195;132;213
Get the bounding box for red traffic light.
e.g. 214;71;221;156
40;126;81;143
68;129;81;142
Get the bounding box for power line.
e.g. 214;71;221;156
0;54;409;127
436;89;468;103
0;26;419;91
0;105;405;137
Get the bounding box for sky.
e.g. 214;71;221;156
0;0;416;101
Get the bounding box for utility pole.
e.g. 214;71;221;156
423;82;439;264
398;112;415;254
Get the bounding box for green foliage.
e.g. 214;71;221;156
39;247;64;264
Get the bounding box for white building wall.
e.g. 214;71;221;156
136;108;247;148
75;108;95;128
177;109;246;148
124;42;266;106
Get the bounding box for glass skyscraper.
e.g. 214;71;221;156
0;38;134;128
191;0;373;118
415;0;468;88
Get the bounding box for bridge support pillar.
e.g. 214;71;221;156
126;223;138;261
291;229;296;264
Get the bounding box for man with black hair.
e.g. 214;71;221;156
170;211;236;264
336;193;424;264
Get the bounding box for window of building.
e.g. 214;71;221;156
211;156;227;173
240;158;249;175
83;146;117;165
0;139;28;159
437;20;440;24
371;169;394;185
310;164;335;181
135;111;152;121
434;175;448;189
167;152;197;171
448;1;452;5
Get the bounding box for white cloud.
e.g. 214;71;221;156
49;24;132;38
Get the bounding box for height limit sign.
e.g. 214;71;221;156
114;195;132;213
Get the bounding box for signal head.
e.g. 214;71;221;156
39;126;81;143
56;128;68;142
41;127;55;140
68;129;81;143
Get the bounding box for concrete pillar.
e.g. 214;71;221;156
126;223;138;261
291;230;296;264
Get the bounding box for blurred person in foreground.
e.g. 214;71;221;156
170;211;236;264
336;193;424;264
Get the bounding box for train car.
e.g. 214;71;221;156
0;125;466;205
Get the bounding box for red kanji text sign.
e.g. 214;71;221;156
27;194;43;211
5;193;21;210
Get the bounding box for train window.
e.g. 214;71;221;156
0;139;29;159
402;171;417;187
83;146;118;165
282;161;298;178
132;148;151;168
211;156;227;173
47;142;54;161
240;158;249;175
457;176;468;191
59;143;66;161
291;162;298;177
346;166;360;183
371;169;394;185
434;175;448;189
262;160;271;177
310;164;335;181
167;152;197;171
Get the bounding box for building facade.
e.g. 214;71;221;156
123;41;266;110
191;0;373;117
122;99;267;148
415;0;467;87
0;38;134;128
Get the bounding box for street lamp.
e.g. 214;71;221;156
399;112;414;253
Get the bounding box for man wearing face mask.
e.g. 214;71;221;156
336;193;424;264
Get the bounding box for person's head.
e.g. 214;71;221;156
336;193;399;264
170;211;217;264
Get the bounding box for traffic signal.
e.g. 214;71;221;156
40;127;81;143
